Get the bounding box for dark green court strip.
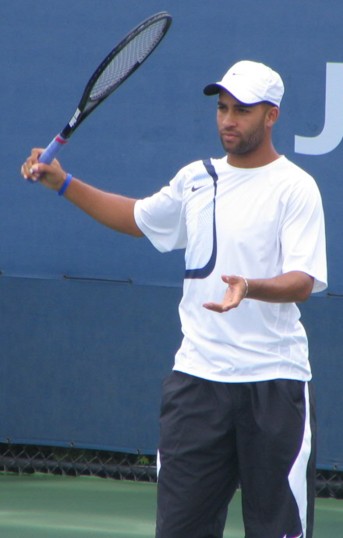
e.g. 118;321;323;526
0;474;342;537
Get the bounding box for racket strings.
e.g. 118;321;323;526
90;19;168;101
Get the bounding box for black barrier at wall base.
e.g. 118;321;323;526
0;442;157;483
1;443;342;499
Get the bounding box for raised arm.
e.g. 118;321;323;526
21;148;143;237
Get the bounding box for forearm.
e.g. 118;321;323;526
245;271;314;303
21;151;143;237
64;177;143;236
204;271;314;314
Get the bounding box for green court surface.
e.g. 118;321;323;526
0;473;342;537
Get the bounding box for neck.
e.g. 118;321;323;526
227;143;280;169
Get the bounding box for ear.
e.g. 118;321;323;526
265;106;280;128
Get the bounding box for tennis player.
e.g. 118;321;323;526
22;60;327;538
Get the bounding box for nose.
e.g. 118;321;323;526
221;110;237;129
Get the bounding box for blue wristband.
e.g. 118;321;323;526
58;173;73;196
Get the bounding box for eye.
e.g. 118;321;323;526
217;102;226;111
237;107;250;114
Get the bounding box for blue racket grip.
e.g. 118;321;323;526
39;134;68;164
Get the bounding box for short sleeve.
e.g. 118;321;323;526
280;176;327;293
134;169;188;253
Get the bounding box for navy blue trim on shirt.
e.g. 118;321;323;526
184;159;218;279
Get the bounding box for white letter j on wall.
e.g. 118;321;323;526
295;63;343;155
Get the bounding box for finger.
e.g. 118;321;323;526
21;162;36;182
203;302;228;313
31;148;44;160
21;149;43;180
21;164;28;179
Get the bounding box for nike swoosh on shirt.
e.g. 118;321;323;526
191;185;204;192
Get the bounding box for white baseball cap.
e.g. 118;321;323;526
203;60;284;107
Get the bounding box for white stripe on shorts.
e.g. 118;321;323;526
156;449;161;478
288;382;311;538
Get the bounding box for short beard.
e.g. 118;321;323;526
222;123;266;156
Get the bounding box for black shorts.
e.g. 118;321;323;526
156;372;316;538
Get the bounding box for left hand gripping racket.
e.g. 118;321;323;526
38;12;172;166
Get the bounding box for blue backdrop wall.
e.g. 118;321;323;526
1;0;342;470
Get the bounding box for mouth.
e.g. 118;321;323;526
221;132;240;142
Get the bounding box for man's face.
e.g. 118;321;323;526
216;90;274;157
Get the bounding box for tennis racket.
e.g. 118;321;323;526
38;12;172;165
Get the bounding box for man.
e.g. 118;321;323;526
22;60;327;538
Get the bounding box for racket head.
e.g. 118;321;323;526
62;12;172;138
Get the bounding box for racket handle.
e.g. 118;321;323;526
39;134;68;164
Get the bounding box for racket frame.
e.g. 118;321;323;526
39;11;172;165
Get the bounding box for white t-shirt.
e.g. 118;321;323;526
134;156;327;382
